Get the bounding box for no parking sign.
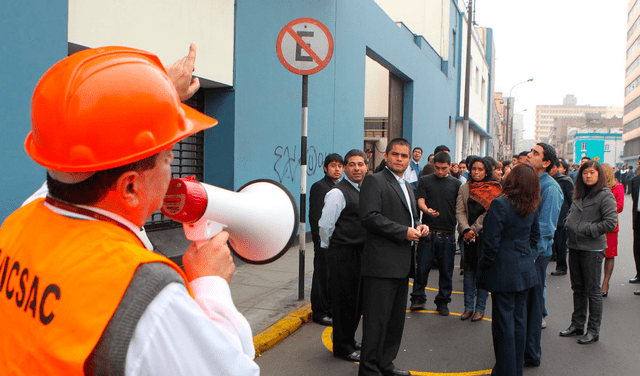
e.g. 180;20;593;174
276;18;333;75
276;18;334;299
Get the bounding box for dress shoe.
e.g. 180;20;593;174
334;351;360;362
550;270;567;276
353;341;362;350
410;302;426;311
471;311;484;322
523;361;540;368
602;292;608;297
634;290;640;296
381;367;411;376
577;332;599;344
460;310;473;320
559;326;584;337
436;303;450;316
629;277;640;284
313;316;333;326
541;317;547;329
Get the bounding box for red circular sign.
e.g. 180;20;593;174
276;18;334;75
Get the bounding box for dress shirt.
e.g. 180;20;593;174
42;203;259;375
403;160;420;189
388;167;414;228
318;176;360;248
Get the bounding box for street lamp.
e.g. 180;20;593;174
511;109;527;154
506;78;533;157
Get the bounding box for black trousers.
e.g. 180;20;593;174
553;226;568;272
569;248;604;334
328;243;363;355
358;276;409;376
634;217;640;278
311;240;332;320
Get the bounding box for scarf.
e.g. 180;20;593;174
469;180;503;211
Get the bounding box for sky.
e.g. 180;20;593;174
474;0;629;138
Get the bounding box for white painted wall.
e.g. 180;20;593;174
364;57;389;117
374;0;450;60
458;22;490;132
68;0;234;87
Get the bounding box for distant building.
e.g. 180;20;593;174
624;0;640;164
551;115;623;164
563;116;624;166
535;94;622;144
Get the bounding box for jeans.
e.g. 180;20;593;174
569;248;605;335
463;271;488;312
524;254;550;366
410;233;457;305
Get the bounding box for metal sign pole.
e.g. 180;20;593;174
298;74;309;300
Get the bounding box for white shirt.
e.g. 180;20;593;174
40;201;259;375
388;167;414;228
403;162;418;185
318;176;360;248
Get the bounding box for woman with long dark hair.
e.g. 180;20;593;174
477;164;541;376
560;161;617;344
456;156;503;321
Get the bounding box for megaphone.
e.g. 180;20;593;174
161;177;299;264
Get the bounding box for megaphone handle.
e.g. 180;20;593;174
183;219;227;247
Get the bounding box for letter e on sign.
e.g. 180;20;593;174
276;18;334;75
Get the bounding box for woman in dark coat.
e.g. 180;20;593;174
478;164;541;376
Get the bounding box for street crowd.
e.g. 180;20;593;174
309;140;637;376
1;42;638;376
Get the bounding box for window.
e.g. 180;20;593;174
475;67;480;94
581;142;587;152
605;144;610;151
481;78;486;102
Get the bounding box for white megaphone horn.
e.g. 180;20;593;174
161;177;299;264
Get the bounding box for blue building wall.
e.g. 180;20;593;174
210;0;461;209
1;0;464;225
575;139;605;162
0;2;68;222
574;133;622;163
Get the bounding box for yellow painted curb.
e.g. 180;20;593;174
253;302;313;356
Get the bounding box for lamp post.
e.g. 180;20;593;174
461;0;475;160
506;78;533;157
511;109;527;154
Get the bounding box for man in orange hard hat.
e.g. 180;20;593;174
0;46;259;375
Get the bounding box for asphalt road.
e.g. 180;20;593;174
256;195;640;376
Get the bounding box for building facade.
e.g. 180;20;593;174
625;0;640;164
535;94;622;144
1;0;496;224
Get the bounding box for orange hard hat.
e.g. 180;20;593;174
25;46;217;172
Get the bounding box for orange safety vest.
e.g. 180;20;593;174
0;199;192;375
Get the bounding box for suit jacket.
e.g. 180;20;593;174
477;196;540;293
632;175;640;230
309;175;337;244
359;168;419;279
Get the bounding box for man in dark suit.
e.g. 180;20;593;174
630;157;640;291
358;138;429;376
308;153;344;325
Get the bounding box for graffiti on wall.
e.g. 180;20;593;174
273;145;328;183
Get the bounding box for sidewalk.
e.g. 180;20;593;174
148;227;315;355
